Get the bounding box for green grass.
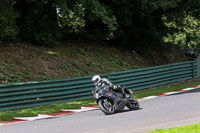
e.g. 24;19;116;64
148;123;200;133
133;79;200;99
0;100;96;121
0;79;200;121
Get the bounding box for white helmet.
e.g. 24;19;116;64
92;75;101;86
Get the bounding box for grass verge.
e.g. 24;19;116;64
133;79;200;98
0;79;200;121
148;123;200;133
0;100;97;121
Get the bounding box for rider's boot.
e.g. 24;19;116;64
121;88;131;98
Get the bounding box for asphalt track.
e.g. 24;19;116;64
1;89;200;133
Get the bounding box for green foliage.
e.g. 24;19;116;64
1;71;33;84
78;48;89;56
58;10;85;33
15;0;63;45
86;0;117;31
86;61;94;67
104;0;184;46
163;4;200;48
0;0;200;48
140;0;181;12
60;62;70;69
71;60;81;69
0;0;18;41
0;66;4;71
57;0;118;39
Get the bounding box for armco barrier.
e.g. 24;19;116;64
0;74;107;111
109;61;197;91
0;58;199;111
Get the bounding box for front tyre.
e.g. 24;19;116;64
126;96;140;110
98;99;115;115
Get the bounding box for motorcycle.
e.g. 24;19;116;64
92;85;140;115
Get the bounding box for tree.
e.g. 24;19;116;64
163;0;200;48
0;0;18;41
1;0;200;48
13;0;118;44
14;0;63;45
58;0;118;40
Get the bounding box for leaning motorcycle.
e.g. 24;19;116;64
92;85;140;115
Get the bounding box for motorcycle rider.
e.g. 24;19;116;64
92;75;125;97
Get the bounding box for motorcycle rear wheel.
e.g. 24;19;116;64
98;99;115;115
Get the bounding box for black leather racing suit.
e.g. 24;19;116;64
95;78;124;95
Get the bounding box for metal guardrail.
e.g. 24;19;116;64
109;61;197;91
196;57;200;77
0;58;199;111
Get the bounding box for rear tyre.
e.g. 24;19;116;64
98;99;115;115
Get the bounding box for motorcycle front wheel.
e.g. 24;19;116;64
126;95;140;110
98;99;115;115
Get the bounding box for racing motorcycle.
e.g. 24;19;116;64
92;85;140;115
